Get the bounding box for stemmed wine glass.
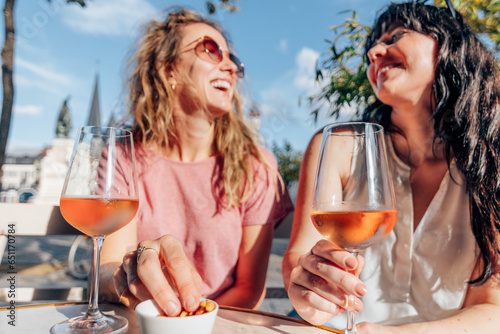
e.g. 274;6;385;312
51;126;139;334
310;122;397;334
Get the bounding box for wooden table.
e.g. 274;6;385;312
0;302;343;333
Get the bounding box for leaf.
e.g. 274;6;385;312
205;0;240;15
206;2;216;15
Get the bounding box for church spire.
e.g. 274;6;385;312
86;72;101;127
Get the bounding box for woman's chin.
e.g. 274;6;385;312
209;105;232;119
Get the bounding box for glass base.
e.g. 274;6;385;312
345;326;357;334
50;313;128;334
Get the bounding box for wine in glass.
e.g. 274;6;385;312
310;122;397;334
51;126;139;334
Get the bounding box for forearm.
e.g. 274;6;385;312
98;261;121;303
98;219;137;303
214;282;266;309
388;304;500;334
216;224;272;309
282;250;301;290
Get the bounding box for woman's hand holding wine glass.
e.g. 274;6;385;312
289;122;397;334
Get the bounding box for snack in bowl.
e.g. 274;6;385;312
135;298;219;334
172;300;216;317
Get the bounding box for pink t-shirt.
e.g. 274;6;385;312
133;145;293;299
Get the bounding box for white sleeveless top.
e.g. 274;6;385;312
326;136;478;328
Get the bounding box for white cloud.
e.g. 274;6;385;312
257;47;319;119
255;46;357;150
16;58;73;86
14;105;43;116
61;0;160;37
254;47;318;123
14;57;76;96
14;74;34;88
293;47;319;92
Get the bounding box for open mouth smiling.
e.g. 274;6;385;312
211;79;231;92
377;63;401;79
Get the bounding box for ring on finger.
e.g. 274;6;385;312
137;246;159;263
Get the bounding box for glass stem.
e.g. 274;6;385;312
84;235;105;320
346;252;358;334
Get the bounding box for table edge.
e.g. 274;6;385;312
219;305;342;333
0;301;343;333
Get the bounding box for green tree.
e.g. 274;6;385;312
436;0;500;48
310;1;500;123
272;140;303;189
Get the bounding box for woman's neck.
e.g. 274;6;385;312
150;111;217;162
390;106;444;166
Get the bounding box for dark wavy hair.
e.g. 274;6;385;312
363;2;500;285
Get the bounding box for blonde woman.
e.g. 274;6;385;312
99;7;293;317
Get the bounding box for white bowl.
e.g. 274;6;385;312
135;299;218;334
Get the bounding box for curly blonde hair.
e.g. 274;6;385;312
125;7;279;209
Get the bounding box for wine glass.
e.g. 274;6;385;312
310;122;397;334
51;126;139;334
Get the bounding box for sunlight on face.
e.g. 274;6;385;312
366;24;437;111
173;23;238;120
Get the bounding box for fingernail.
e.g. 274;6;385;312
345;294;356;312
165;301;179;316
184;296;198;311
354;298;363;312
345;256;357;270
355;283;367;297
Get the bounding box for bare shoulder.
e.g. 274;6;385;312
300;129;324;171
306;129;324;154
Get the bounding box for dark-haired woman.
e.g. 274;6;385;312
283;1;500;332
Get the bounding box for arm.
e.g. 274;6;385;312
100;218;138;303
358;257;500;334
282;131;324;289
214;223;274;309
100;218;202;316
213;146;291;309
284;131;500;332
283;131;366;325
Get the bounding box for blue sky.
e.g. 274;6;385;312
4;0;387;155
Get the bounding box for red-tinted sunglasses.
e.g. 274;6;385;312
182;36;245;78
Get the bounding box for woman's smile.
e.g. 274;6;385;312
367;26;437;108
